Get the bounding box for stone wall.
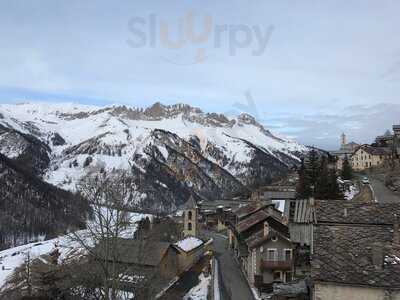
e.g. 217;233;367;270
313;283;400;300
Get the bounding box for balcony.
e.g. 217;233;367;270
261;259;293;271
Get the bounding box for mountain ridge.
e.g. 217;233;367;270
0;101;307;211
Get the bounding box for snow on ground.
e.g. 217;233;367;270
183;273;211;300
174;237;204;252
0;211;150;291
345;185;359;200
272;200;285;212
0;233;82;292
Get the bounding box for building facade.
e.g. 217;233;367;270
227;202;294;295
330;133;359;171
351;145;390;170
246;223;294;289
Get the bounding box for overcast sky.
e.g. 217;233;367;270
1;0;400;149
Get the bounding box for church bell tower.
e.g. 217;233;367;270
182;195;198;237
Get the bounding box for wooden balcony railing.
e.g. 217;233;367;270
261;259;293;271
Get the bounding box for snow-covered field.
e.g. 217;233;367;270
0;211;150;291
0;234;81;291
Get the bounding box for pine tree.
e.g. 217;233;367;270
327;169;344;199
341;156;353;180
306;148;320;186
296;158;311;199
315;156;330;199
297;148;344;200
297;148;320;199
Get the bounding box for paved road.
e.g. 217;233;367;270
368;175;400;203
202;230;254;300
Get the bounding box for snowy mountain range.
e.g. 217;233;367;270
0;102;307;211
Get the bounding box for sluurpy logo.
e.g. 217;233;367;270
127;11;274;66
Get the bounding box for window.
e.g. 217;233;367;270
284;249;292;261
267;248;277;261
188;222;192;231
188;211;192;220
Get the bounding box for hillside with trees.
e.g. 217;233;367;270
0;153;90;250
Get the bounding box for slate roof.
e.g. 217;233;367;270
356;145;391;156
233;201;270;220
246;227;291;249
313;201;400;288
236;209;290;236
312;224;400;288
236;210;269;233
198;199;247;212
315;200;400;225
94;238;171;267
182;195;197;210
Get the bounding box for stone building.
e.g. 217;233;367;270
375;125;400;159
246;222;294;290
312;200;400;300
173;236;205;273
182;195;198;237
330;133;359;170
227;201;294;295
351;145;391;170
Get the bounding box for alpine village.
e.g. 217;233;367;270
0;101;399;300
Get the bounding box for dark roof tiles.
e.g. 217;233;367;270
312;224;400;287
236;210;269;233
95;238;171;266
315;200;400;225
233;201;269;220
313;201;400;288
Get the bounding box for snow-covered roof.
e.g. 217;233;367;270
174;237;203;252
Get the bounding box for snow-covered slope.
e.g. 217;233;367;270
0;211;150;292
0;102;307;210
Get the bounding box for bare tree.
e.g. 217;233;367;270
3;170;179;300
67;171;140;300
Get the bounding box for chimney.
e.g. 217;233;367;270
372;242;384;270
263;221;269;237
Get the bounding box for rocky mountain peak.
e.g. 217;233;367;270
237;113;279;140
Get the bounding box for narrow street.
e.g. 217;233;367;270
202;230;254;300
369;175;400;203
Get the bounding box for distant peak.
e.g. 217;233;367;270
237;113;257;124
